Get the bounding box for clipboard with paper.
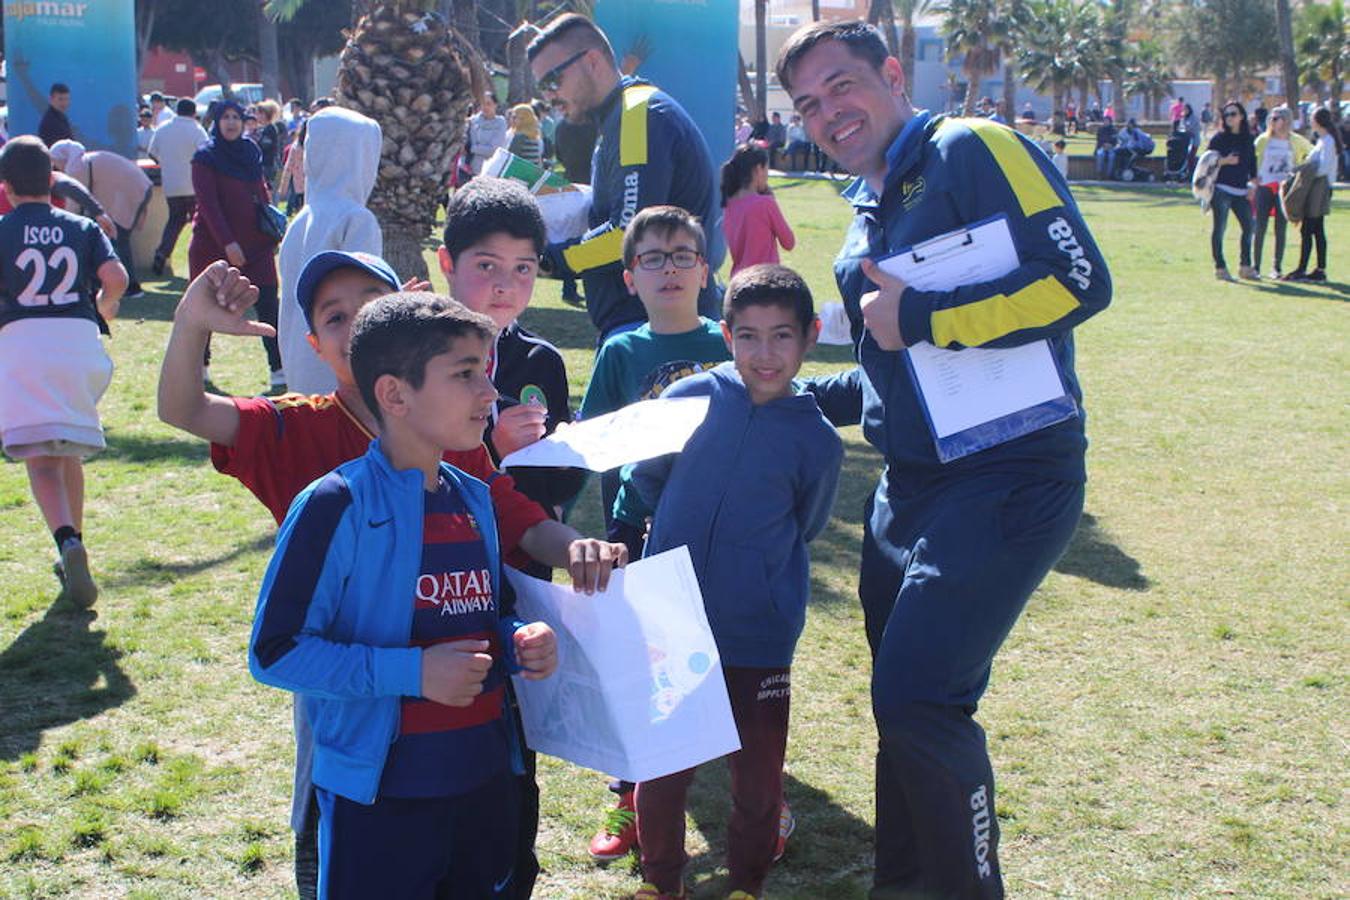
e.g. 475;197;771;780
876;215;1078;463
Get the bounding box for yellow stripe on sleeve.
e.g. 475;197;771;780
620;85;658;167
930;274;1080;348
963;118;1061;218
562;227;626;274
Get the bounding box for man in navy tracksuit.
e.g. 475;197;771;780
777;22;1111;898
527;13;725;344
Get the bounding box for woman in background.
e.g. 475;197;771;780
507;103;545;168
1284;107;1342;283
1205;101;1258;281
189;100;282;391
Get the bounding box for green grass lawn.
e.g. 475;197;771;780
1;180;1346;899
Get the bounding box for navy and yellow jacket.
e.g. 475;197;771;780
811;111;1111;486
548;77;726;337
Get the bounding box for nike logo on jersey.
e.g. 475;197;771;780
369;516;394;528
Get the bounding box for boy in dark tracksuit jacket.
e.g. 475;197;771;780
617;266;842;900
778;21;1110;899
438;177;587;577
249;293;560;899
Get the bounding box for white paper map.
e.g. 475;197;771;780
507;546;740;783
499;396;711;472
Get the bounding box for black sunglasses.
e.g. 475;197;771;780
537;49;589;92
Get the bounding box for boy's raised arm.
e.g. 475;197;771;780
157;262;272;447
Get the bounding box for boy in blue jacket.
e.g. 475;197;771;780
249;292;559;899
617;265;843;900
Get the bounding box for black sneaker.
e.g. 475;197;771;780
151;255;166;277
1305;269;1326;282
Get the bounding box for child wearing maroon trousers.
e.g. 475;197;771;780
617;265;841;900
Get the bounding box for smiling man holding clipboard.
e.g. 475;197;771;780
777;20;1111;900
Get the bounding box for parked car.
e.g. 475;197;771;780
193;83;265;111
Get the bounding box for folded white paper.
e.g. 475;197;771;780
500;396;711;472
507;546;740;783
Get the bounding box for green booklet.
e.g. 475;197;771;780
481;148;576;195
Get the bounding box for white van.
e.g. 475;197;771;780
193;83;265;111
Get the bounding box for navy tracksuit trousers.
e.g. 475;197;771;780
316;772;517;899
861;468;1083;899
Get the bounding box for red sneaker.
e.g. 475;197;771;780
588;789;638;860
772;799;795;863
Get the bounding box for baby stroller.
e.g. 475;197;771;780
1164;132;1192;183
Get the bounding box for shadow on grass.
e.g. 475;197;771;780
118;279;187;323
1054;512;1148;591
0;597;135;761
1251;279;1349;301
100;532;275;592
102;430;210;465
682;769;871;897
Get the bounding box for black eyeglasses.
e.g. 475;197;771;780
537;49;589;92
632;249;702;271
1223;110;1242;119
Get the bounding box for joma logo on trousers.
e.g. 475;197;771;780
970;784;993;878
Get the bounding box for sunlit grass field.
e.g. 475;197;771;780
1;180;1345;898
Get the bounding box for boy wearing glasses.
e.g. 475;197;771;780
576;205;730;859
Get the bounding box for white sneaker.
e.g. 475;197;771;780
59;539;98;607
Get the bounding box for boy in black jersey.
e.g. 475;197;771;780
437;177;585;560
0;137;127;605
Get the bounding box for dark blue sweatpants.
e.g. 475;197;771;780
316;771;517;900
860;469;1083;900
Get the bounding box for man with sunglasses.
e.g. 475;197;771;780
777;20;1110;899
527;14;724;345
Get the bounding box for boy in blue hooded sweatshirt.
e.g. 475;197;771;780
616;264;843;900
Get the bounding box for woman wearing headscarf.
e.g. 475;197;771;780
48;139;152;298
507;103;545;167
189;99;283;391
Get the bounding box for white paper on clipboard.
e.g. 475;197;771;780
877;216;1072;442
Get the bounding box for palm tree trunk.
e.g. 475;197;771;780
964;76;981;116
738;53;760;122
755;0;768;122
900;12;917;92
259;6;281;101
1002;62;1016;123
506;21;538;104
453;0;481;53
1274;0;1299;108
812;0;821;20
868;0;900;55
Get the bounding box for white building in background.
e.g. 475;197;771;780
736;1;1212;121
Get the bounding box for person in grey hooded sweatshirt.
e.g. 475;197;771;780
276;107;383;395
